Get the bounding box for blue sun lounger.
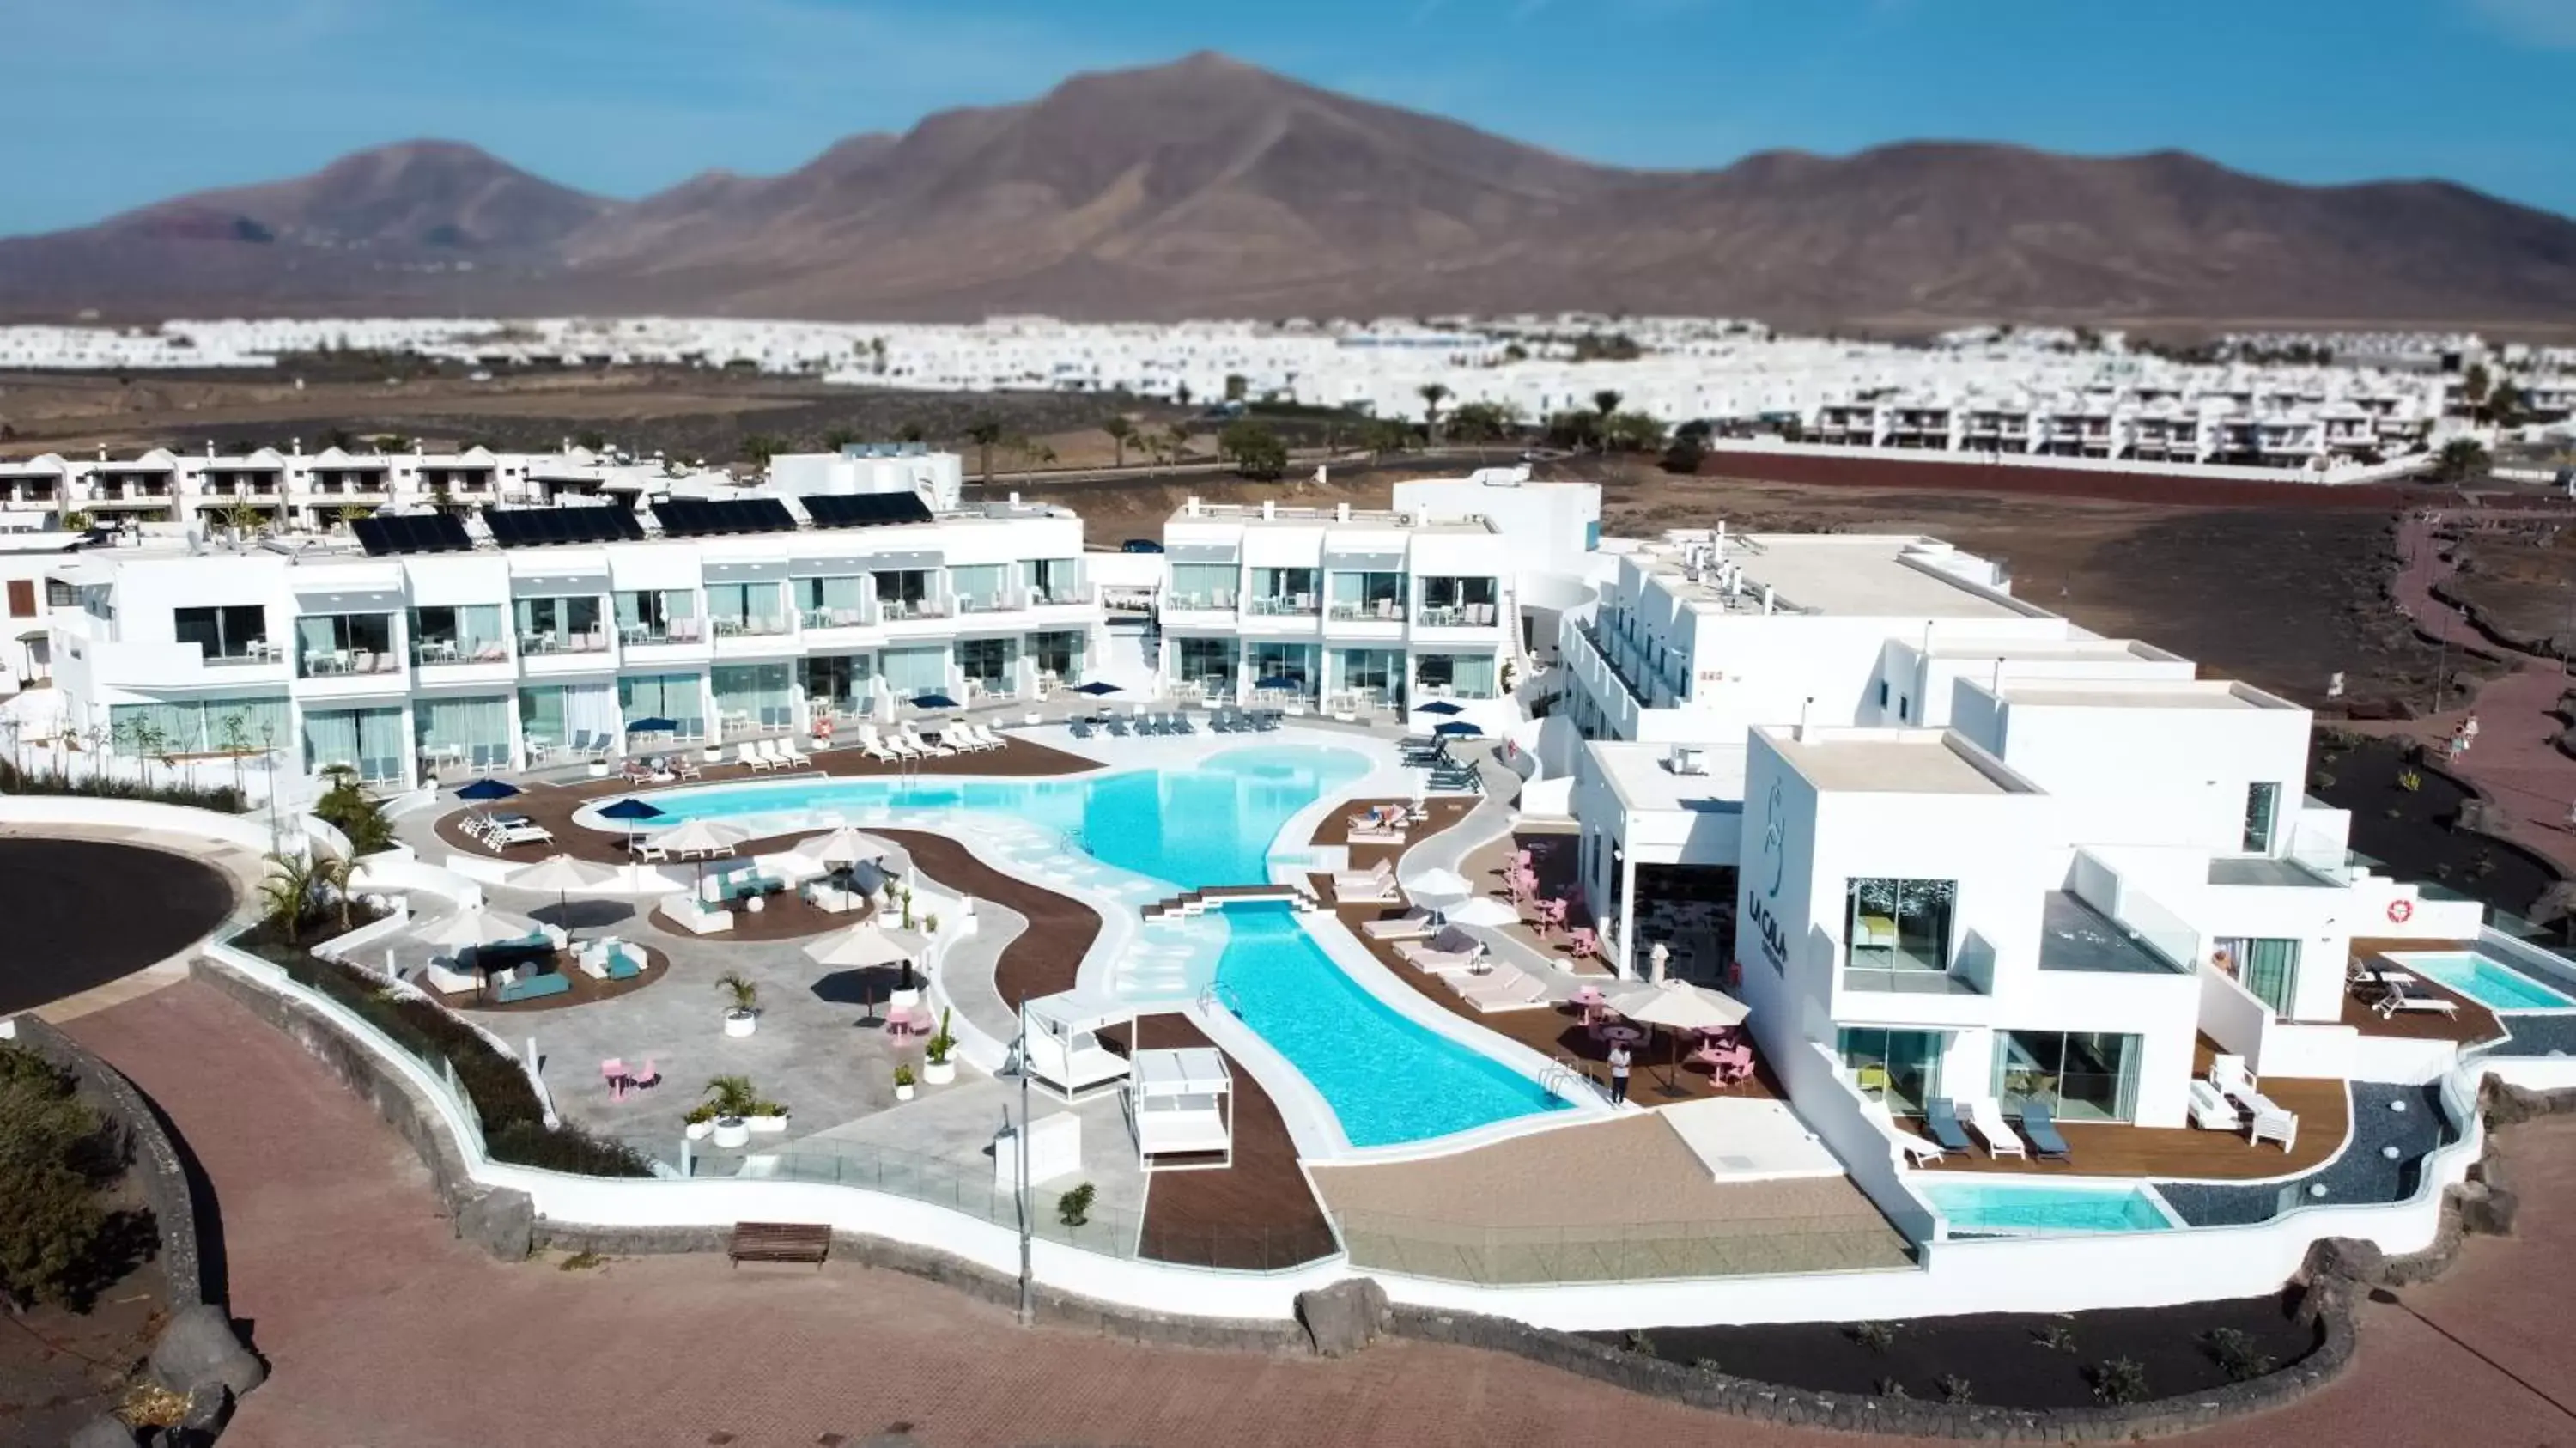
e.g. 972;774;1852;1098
2018;1100;2073;1162
1923;1098;1975;1153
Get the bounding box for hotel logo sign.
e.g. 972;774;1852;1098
1749;778;1790;974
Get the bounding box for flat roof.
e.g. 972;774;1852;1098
2038;892;2185;975
1589;739;1748;815
2005;681;2280;711
1770;730;2022;795
1637;534;2026;622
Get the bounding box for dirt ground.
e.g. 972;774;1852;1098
2442;514;2576;655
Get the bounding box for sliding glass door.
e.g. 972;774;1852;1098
1992;1031;2140;1123
1838;1027;1946;1115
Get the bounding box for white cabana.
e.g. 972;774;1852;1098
1127;1046;1233;1171
1020;989;1134;1104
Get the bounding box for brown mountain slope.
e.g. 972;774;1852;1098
6;53;2573;325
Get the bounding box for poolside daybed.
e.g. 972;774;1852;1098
1127;1046;1233;1171
1022;989;1135;1104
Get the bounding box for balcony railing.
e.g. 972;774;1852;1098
1245;596;1320;617
519;630;611;654
412;639;510;666
1327;599;1406;623
708;616;790;638
876;598;950;622
1415;604;1501;628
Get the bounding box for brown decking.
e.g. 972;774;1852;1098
2345;938;2506;1044
1323;887;1783;1109
1311;795;1478;866
1123;1014;1339;1270
1916;1041;2350;1182
1457;828;1609;977
428;736;1102;865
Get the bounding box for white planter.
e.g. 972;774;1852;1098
746;1114;790;1135
587;762;610;778
724;1010;757;1038
683;1118;714;1141
894;1082;916;1102
702;746;722;762
923;1059;956;1086
711;1118;750;1149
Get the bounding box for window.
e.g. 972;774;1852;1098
1021;558;1080;604
1844;877;1956;983
879;645;948;697
947;564;1006;612
804;654;872;715
1168;563;1236;611
617;672;706;739
1992;1031;2140;1123
410;605;507;665
173;604;270;661
294;613;398;676
1028;630;1084;682
1877;679;1889;709
303;706;405;782
5;581;32;618
1178;637;1238;692
1248;567;1318;616
2242;782;2281;854
704;582;784;636
1898;695;1910;721
616;590;700;642
514;595;604;651
1414;653;1497;699
790;577;865;630
712;663;793;731
109;695;286;756
954;636;1016;691
2215;936;2302;1017
1326;569;1406;620
1838;1028;1946;1115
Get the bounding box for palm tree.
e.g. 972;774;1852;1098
1102;416;1137;470
1593;389;1624;447
1417;383;1450;441
1162;424;1192;467
259;849;320;945
715;970;759;1016
963;419;1005;483
311;852;356;934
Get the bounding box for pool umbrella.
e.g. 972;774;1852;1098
657;818;749;858
910;692;958;710
799;826;885;868
411;905;541;952
803;920;914;969
1606;979;1751;1093
508;854;618;936
1072;680;1121;696
1445;896;1519;928
1404;867;1474;921
1252;674;1301;692
457;777;521;801
598;797;665;823
624;716;677;735
1414;699;1467;716
1432;721;1484;738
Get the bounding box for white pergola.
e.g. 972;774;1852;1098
1127;1046;1233;1172
1019;989;1133;1104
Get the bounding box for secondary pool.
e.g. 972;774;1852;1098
1916;1179;2179;1237
611;744;1370;890
1212;905;1570;1148
2386;950;2576;1013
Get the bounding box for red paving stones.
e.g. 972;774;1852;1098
57;976;2576;1448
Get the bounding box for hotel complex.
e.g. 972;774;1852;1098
5;441;2568;1350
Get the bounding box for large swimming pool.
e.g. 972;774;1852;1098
615;744;1571;1147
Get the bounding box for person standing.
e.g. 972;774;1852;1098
1607;1040;1632;1104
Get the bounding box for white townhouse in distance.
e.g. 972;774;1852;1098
1557;527;2482;1136
45;491;1103;789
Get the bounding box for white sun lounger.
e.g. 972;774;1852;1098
1362;908;1437;940
1962;1098;2027;1159
1333;859;1397;903
1450;966;1550;1013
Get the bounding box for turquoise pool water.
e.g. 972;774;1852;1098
1213;905;1569;1147
2391;950;2576;1012
1916;1180;2177;1236
623;744;1569;1147
624;745;1370;890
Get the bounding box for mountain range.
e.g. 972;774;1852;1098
6;52;2573;328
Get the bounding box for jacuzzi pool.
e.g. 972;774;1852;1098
1915;1178;2181;1236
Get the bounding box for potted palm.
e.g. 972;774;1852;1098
923;1008;957;1086
892;1062;917;1103
700;1074;760;1148
717;970;759;1037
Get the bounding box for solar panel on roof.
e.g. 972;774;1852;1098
485;508;642;548
350;513;473;557
801;492;934;529
651;498;798;538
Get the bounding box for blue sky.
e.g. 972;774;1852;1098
7;0;2573;236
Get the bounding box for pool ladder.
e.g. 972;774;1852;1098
1196;981;1248;1019
1540;1055;1589;1101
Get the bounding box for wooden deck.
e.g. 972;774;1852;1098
428;735;1102;865
1312;795;1479;867
1324;889;1782;1108
1913;1041;2349;1182
874;830;1094;1010
1121;1014;1340;1270
2344;938;2506;1045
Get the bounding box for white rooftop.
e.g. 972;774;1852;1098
1771;729;2025;795
1590;739;1749;815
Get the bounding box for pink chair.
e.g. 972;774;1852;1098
629;1057;660;1092
1535;898;1568;937
600;1057;629;1101
1568;926;1598;960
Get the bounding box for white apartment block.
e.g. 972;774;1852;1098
1552;526;2482;1143
42;491;1103;791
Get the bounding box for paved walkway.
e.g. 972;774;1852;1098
52;971;2576;1447
2371;508;2576;879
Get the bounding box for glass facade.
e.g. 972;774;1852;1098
410;605;508;665
879;645;949;697
1333;648;1406;707
1417;575;1499;626
1993;1031;2140;1123
172;604;270;662
1248;567;1319;616
1838;1027;1946;1114
414;694;512;770
1414;653;1498;699
1844;877;1956;985
519;683;621;751
1028;630;1084;684
705;582;786;636
793;575;868;630
303;705;405;782
1021;558;1080;605
515;595;605;652
955;636;1017;693
1327;569;1406;621
948;564;1008;613
1176;637;1238;696
108;694;288;757
617;672;707;739
615;589;700;643
803;654;872;715
1247;641;1318;697
1168;563;1236;611
712;663;793;732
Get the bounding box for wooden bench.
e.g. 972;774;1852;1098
728;1221;832;1269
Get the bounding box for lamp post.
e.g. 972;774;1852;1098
1014;1013;1035;1327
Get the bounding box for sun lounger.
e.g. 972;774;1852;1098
774;738;811;768
2188;1080;2240;1131
1964;1098;2027;1159
2373;983;2460;1018
1923;1098;1975;1154
1397;939;1486;975
2018;1100;2071;1163
422;958;480;995
1362;907;1437;940
1449;965;1549;1013
2247;1099;2298;1152
1332;859;1398;903
740;741;776;772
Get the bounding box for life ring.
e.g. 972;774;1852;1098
2388;898;2414;924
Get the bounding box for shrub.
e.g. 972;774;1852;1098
2088;1357;2149;1405
2397;769;2423;793
2201;1326;2275;1382
1875;1378;1910;1399
312;772;394;854
1693;1357;1724;1376
2034;1323;2078;1353
1936;1374;1973;1404
1849;1320;1899;1351
1622;1329;1656;1356
0;757;246;814
237;928;653;1177
1056;1182;1097;1228
0;1045;133;1311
